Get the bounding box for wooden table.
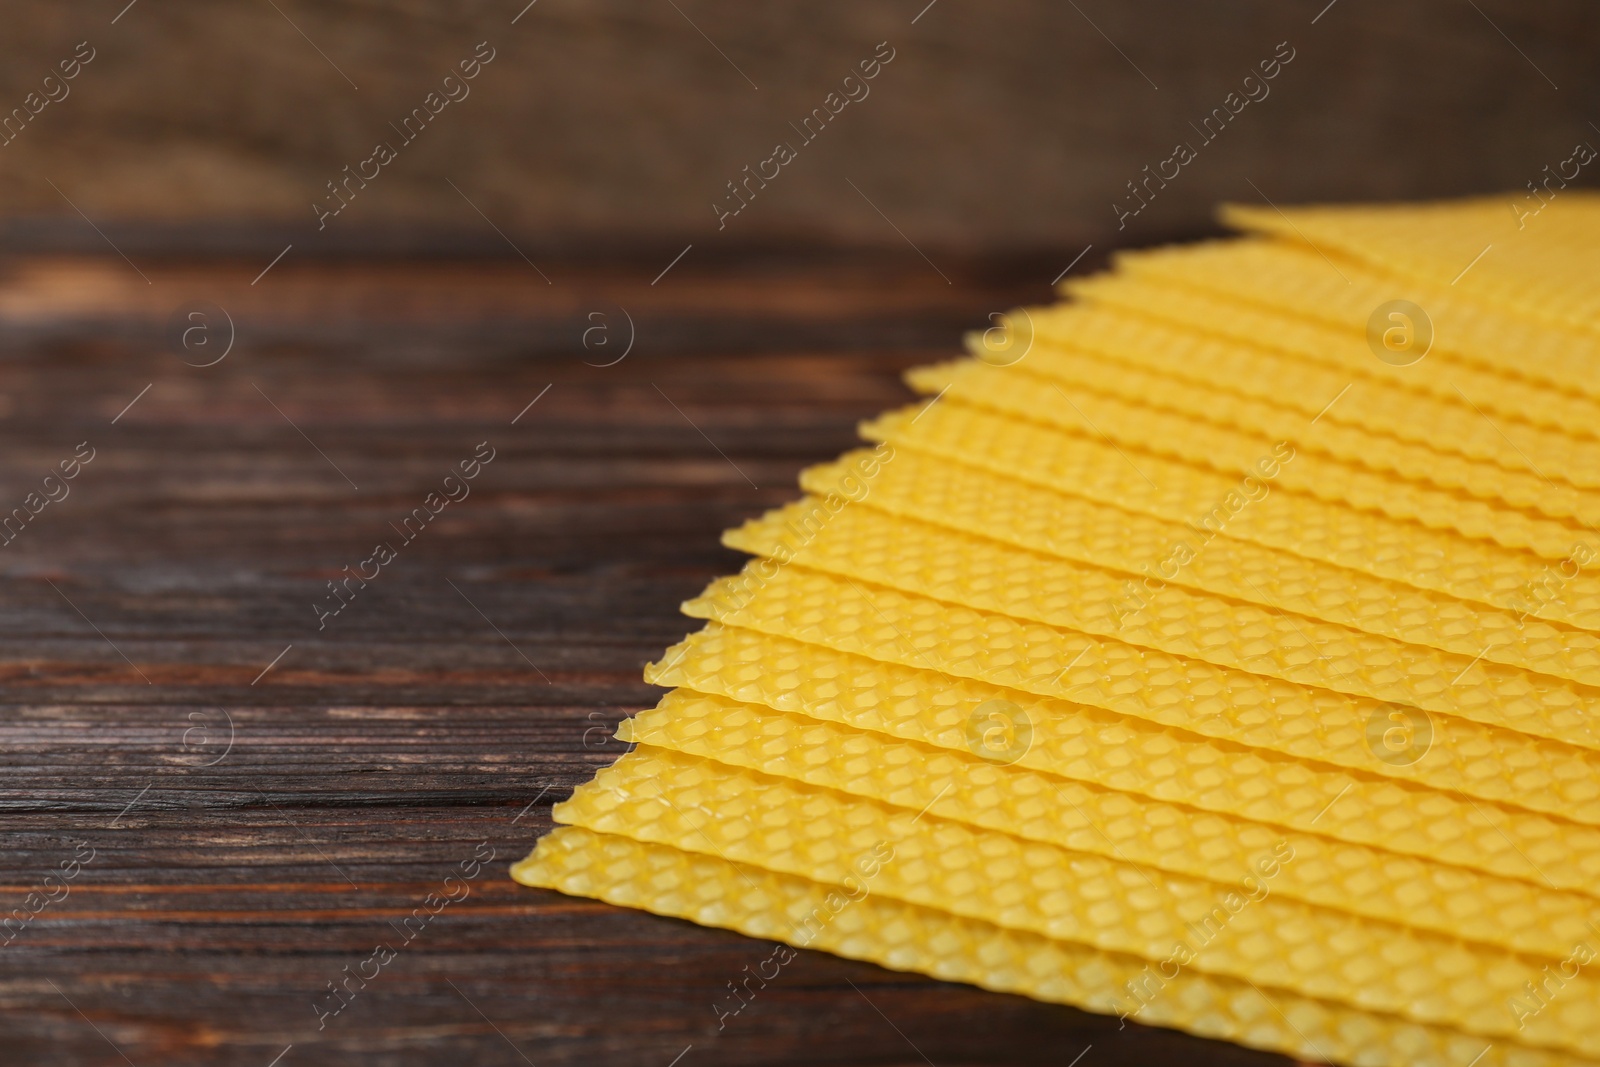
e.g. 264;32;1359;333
0;241;1296;1066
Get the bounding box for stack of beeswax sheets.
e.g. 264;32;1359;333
514;195;1600;1066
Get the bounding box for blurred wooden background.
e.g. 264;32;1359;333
0;0;1596;252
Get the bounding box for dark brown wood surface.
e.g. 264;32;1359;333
0;244;1300;1067
2;1;1598;250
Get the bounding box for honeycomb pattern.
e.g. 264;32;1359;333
513;200;1600;1064
550;746;1600;1055
619;688;1600;962
684;562;1600;825
1113;231;1600;399
644;623;1600;895
1061;274;1600;447
906;363;1594;558
799;447;1600;686
863;400;1600;631
1224;194;1600;337
727;495;1600;754
1015;306;1600;493
515;827;1589;1067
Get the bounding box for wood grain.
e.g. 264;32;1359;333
0;245;1299;1066
0;0;1596;250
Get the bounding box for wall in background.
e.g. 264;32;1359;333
0;0;1595;251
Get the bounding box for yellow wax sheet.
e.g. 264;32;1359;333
1110;233;1600;396
1000;308;1600;495
516;826;1590;1067
863;401;1600;627
1222;194;1600;335
620;689;1600;964
905;366;1592;556
799;448;1600;686
644;623;1600;896
548;748;1600;1056
1062;270;1600;443
727;497;1600;753
684;563;1600;827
